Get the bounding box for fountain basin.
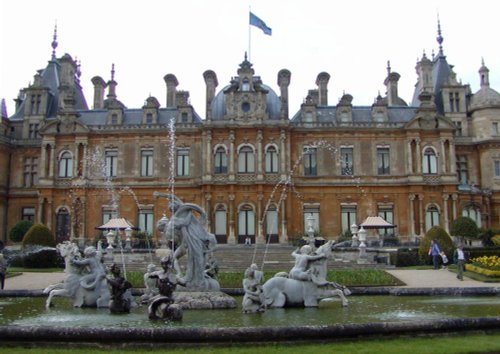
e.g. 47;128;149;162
0;294;499;347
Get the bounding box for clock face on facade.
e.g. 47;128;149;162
241;102;251;112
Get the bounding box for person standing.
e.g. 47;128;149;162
454;244;466;281
0;253;6;290
428;239;441;270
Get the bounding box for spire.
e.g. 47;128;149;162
436;15;444;56
107;63;117;99
1;98;8;119
51;22;58;60
386;60;391;76
479;57;490;88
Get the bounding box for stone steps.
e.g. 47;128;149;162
103;244;392;274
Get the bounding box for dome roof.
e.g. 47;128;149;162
210;83;282;120
470;86;500;109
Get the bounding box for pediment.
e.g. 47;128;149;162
405;113;455;130
40;117;90;135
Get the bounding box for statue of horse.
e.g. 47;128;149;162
43;241;110;309
262;240;350;307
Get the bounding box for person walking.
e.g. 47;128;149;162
428;239;441;270
454;244;466;281
0;253;7;290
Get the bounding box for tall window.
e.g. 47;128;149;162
378;206;394;236
422;147;437;174
238;205;255;243
495;160;500;178
265;146;279;173
138;209;154;236
22;207;35;222
146;113;153;124
238;146;255;173
341;205;357;233
111;114;118;124
176;148;190;176
455;121;463;136
456;155;468;184
425;205;440;231
28;123;39;138
303;147;317;176
492;122;499;136
58;151;73;178
23;157;38;187
215;205;227;237
266;207;278;241
214;147;228;174
340;147;354;175
449;92;460;112
30;94;41;114
141;149;154;177
105;150;118;177
377;147;390;175
462;206;482;228
102;208;117;224
303;206;320;234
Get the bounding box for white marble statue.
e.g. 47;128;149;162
44;242;110;308
242;263;266;313
153;192;220;291
263;240;350;307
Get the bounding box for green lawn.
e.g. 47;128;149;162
0;333;498;354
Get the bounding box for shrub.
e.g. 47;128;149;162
450;216;479;242
492;235;500;246
8;220;33;243
21;224;56;249
22;247;63;268
391;248;422;267
418;226;453;261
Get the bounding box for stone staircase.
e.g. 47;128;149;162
104;244;392;273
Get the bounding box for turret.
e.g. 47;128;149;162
315;72;330;106
91;76;107;109
203;70;218;119
277;69;291;119
384;61;401;106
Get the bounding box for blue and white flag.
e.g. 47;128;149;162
249;11;272;36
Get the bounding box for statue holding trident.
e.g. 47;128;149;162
154;192;219;291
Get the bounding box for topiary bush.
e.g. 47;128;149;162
450;216;479;243
22;247;63;268
391;248;422;267
418;226;453;261
21;224;56;249
8;220;33;243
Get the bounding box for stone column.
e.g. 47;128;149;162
49;143;56;178
442;194;450;233
256;192;264;244
206;131;212;180
80;197;86;242
449;141;456;175
256;130;263;181
229;131;235;182
280;129;287;179
204;193;212;232
40;144;47;178
280;194;288;243
37;197;44;224
227;194;236;244
440;138;446;173
407;140;413;174
408;194;416;240
415;139;421;174
452;194;458;219
74;143;79;177
418;194;424;236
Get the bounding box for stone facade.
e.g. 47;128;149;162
1;27;499;246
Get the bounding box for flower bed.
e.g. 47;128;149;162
466;255;500;278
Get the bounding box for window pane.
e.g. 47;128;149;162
215;210;226;235
266;210;278;235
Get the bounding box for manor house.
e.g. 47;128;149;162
1;25;499;246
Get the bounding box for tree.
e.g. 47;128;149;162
8;220;34;243
450;216;479;243
22;224;56;249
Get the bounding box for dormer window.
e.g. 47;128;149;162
241;79;250;91
111;114;118;125
146;113;153;124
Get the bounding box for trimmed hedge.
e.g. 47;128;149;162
465;264;500;278
8;220;33;243
22;224;56;249
419;226;453;261
390;248;422;267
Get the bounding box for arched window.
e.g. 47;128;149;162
265;146;279;173
238;204;255;244
58;151;73;178
423;147;437;174
238;146;255;173
214;146;228;174
215;204;227;243
462;206;482;228
425;204;440;231
241;79;250;91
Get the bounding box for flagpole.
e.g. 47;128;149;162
248;6;252;61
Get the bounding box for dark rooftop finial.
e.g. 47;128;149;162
244;52;248;61
51;22;58;60
436;14;444;55
111;63;115;81
387;60;391;75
